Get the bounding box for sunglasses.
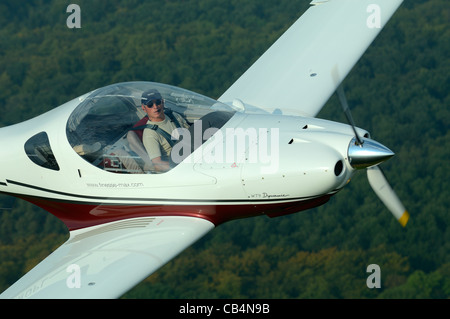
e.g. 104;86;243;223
144;99;163;108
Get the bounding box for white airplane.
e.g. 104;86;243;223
0;0;408;299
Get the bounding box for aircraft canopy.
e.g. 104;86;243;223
66;82;234;174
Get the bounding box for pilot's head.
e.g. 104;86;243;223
141;89;165;122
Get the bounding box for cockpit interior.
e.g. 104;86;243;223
63;82;235;174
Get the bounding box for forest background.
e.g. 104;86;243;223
0;0;448;298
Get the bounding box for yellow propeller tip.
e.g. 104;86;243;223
398;210;410;227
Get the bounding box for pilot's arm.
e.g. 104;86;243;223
141;130;172;173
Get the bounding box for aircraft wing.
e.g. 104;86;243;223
0;216;214;299
219;0;403;117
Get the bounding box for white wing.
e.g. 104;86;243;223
219;0;404;117
0;217;214;299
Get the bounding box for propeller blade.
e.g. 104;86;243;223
336;84;364;145
367;165;409;227
332;66;364;145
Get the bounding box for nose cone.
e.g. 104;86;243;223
348;137;394;169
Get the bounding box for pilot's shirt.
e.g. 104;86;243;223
142;113;188;160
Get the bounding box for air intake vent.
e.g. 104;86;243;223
334;160;344;176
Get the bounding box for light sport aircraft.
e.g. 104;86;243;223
0;0;408;298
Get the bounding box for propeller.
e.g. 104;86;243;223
367;166;410;227
332;68;409;227
336;83;364;146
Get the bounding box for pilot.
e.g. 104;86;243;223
128;89;189;173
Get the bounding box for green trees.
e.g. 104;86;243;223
124;245;421;299
0;0;448;298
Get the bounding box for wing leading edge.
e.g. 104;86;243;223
219;0;404;117
0;216;214;299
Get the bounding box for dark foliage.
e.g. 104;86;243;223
0;0;448;298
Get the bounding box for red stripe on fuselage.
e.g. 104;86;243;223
16;194;332;230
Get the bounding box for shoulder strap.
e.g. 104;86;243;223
153;126;177;147
130;115;149;141
164;109;182;128
132;124;175;147
130;110;181;147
